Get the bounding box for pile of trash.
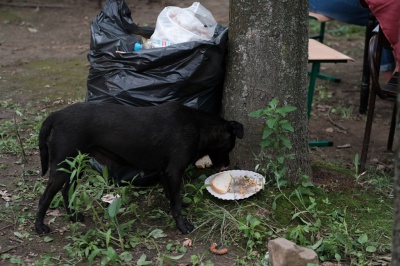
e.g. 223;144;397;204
86;0;228;114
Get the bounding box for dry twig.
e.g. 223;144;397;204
327;107;348;132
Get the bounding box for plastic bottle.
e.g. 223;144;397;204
143;39;172;49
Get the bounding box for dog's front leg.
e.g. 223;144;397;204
165;171;194;234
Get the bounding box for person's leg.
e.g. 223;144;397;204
380;48;396;82
309;0;369;26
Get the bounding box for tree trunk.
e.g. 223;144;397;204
222;0;311;182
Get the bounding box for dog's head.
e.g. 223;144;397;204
206;121;244;169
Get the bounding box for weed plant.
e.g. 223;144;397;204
249;98;297;188
316;85;333;101
0;101;45;162
331;104;354;119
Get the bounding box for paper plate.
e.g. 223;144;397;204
205;170;265;200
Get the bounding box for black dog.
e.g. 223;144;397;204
35;102;243;234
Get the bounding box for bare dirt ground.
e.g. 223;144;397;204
0;0;395;265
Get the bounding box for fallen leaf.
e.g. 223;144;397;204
58;226;68;235
182;238;192;247
48;217;56;225
325;127;334;133
337;144;351;149
43;236;53;243
316;104;332;112
101;194;120;204
47;209;60;217
0;190;12;202
52;100;64;105
28;27;38;33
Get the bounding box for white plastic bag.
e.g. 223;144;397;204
145;2;217;48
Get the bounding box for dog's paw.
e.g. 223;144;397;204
35;223;51;235
177;219;195;234
69;212;85;223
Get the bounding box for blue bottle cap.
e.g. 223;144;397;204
134;43;143;51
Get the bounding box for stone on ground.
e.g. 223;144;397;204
268;238;319;266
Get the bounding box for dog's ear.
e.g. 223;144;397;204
228;121;244;139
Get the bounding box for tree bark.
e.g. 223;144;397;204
222;0;311;182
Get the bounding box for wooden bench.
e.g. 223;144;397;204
309;12;333;43
308;39;354;147
309;12;343;84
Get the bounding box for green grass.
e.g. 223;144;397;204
309;20;365;40
327;22;365;40
2;58;87;105
312;161;354;177
328;188;392;227
0;8;23;24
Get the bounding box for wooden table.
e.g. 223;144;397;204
308;39;354;146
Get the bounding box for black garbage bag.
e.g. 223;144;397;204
86;0;228;185
86;0;228;114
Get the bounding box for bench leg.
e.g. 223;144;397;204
308;62;333;147
316;72;341;83
308;63;319;119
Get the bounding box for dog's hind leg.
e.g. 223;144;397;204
35;167;70;234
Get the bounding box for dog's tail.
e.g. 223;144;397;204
39;114;54;177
